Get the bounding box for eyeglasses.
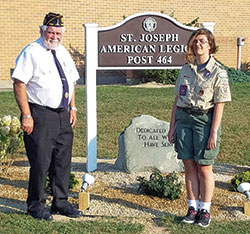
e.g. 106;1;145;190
193;39;208;45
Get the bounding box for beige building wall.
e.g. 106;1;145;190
0;0;249;83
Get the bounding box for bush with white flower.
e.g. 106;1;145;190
0;115;23;163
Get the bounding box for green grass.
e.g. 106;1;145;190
0;213;144;234
1;83;250;164
218;83;250;165
161;214;250;234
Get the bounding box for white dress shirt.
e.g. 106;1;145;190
12;37;79;108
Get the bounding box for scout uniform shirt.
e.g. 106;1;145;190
174;56;231;110
11;37;80;109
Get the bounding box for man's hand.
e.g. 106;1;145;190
69;110;77;127
13;79;34;134
21;117;34;134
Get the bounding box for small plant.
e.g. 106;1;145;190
231;171;250;192
137;170;182;200
68;172;80;190
169;11;200;27
46;172;80;195
184;17;200;27
0;115;23;164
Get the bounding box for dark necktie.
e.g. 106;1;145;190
51;49;69;110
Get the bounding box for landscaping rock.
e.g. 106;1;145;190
115;115;184;173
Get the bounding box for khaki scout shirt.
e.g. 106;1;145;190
174;56;231;110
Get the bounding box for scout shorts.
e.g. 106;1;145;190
174;108;221;165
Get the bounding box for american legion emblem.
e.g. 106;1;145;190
143;17;157;32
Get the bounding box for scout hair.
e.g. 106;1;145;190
185;28;217;63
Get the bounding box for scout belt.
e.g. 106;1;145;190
178;107;213;115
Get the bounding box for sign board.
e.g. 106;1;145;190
84;12;200;172
98;14;195;68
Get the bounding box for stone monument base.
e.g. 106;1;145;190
115;115;183;173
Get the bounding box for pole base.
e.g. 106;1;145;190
79;192;90;211
244;202;250;216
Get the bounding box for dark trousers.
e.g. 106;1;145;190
24;104;73;212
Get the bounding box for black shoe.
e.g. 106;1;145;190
51;205;83;218
27;210;53;221
195;209;211;228
181;206;198;224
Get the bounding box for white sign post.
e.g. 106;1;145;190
84;23;98;172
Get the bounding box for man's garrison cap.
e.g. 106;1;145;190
43;12;64;27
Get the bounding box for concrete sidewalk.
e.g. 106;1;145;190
0;80;13;91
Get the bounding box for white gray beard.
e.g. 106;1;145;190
44;39;62;49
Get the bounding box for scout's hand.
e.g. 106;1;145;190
207;133;217;149
168;127;175;144
21;116;34;135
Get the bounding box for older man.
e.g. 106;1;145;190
12;12;82;220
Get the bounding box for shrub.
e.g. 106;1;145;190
137;170;182;200
144;62;250;85
46;172;80;195
216;60;250;83
0;115;23;164
231;171;250;192
225;67;250;83
144;69;180;85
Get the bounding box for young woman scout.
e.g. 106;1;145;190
168;28;231;228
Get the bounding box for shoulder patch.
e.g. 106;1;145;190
218;70;228;79
215;61;225;69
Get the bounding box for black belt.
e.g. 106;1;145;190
178;107;213;115
29;103;65;113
